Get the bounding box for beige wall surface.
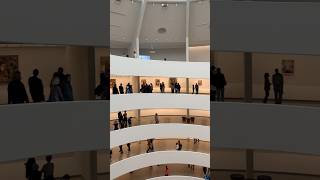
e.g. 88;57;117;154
0;46;95;104
214;52;320;101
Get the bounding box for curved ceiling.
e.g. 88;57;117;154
110;0;210;49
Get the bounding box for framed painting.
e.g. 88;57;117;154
141;79;147;85
169;78;177;85
282;59;294;75
110;79;116;88
155;79;160;86
198;80;203;86
0;55;18;83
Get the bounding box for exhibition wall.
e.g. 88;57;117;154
0;46;104;104
214;52;320;101
0;151;107;180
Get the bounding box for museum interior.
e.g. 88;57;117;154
110;0;210;179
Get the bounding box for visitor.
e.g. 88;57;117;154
62;74;73;101
113;119;119;130
128;117;132;127
150;83;153;93
195;83;199;94
133;51;138;58
176;140;182;151
211;65;217;101
56;67;66;92
126;83;132;93
119;83;124;94
48;73;64;102
28;69;45;103
272;68;284;104
8;71;29;104
25;158;41;180
160;82;163;92
216;68;227;101
161;82;165;93
95;72;108;100
170;83;174;93
263;73;271;103
164;166;169;176
119;145;123;154
192;84;195;94
177;83;181;93
154;113;159;124
112;84;119;94
41;155;54;180
127;143;131;152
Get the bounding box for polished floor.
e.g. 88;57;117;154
110;115;210;131
111;139;210;164
116;164;206;180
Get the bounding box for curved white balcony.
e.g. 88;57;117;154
110;93;210;112
110;151;210;179
147;176;204;180
0;101;108;162
110;124;210;148
212;102;320;155
110;55;210;78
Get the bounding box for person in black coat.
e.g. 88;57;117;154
119;83;124;94
263;73;271;103
215;68;227;101
28;69;45;102
8;71;29;104
113;84;119;94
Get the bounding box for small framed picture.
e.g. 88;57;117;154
110;79;116;88
155;79;160;86
198;80;202;86
141;79;147;85
282;59;294;75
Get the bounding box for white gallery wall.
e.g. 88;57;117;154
214;52;320;101
0;46;93;104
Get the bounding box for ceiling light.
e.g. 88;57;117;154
161;3;168;7
149;50;156;54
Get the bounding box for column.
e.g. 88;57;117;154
75;151;98;180
186;78;190;117
244;52;252;102
88;47;96;100
244;52;254;179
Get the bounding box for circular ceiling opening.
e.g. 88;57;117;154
158;28;167;34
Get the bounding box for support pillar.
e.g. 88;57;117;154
246;149;254;179
88;47;96;100
244;52;252;102
76;151;98;180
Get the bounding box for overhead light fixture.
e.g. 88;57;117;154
161;3;168;7
149;50;156;54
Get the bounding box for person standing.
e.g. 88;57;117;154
192;84;195;94
41;155;54;180
8;71;29;104
28;69;45;102
48;73;64;102
263;73;271;103
154;113;159;124
119;83;124;94
272;68;284;104
113;84;119;94
216;68;227;101
195;83;199;94
165;166;169;176
127;143;131;152
62;74;73;101
211;65;217;101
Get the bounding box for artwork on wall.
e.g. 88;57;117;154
198;80;203;86
141;79;147;85
110;79;116;88
155;79;160;86
281;59;294;75
169;78;177;86
0;55;19;84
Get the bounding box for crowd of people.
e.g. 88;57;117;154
7;67;74;104
24;155;70;180
111;80;203;94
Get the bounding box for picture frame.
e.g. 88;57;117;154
169;78;177;85
0;55;19;84
141;79;147;85
110;79;116;88
281;59;294;75
155;79;160;86
198;80;203;86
